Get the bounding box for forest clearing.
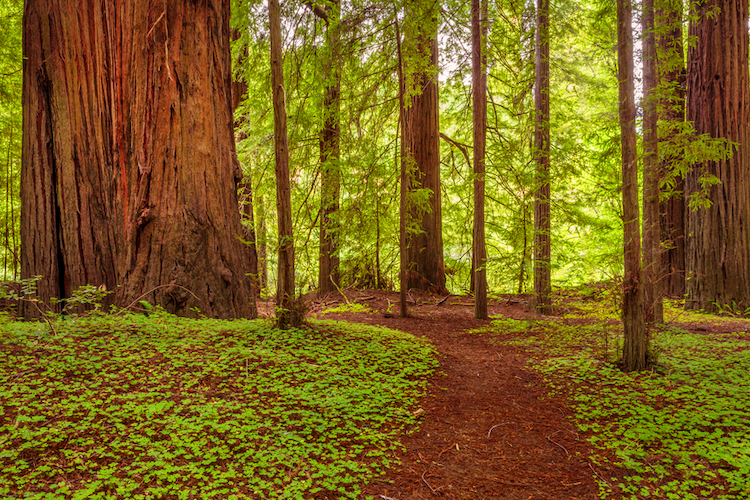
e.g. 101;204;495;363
2;289;749;499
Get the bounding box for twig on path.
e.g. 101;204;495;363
487;421;513;438
547;430;569;455
421;469;438;494
588;462;611;487
437;442;457;459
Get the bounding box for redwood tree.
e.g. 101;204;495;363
472;0;488;320
269;0;296;328
21;0;256;318
312;0;342;297
532;0;551;315
617;0;647;371
642;0;662;323
403;0;448;295
685;0;750;312
657;0;686;298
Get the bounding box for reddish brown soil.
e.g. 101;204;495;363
307;290;625;500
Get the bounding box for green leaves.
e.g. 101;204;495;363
0;315;436;499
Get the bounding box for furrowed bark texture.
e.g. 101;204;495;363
685;0;750;312
533;0;551;316
269;0;296;328
403;1;448;295
642;0;663;323
617;0;647;371
472;0;488;320
21;0;256;318
657;0;686;298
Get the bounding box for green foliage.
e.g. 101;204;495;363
483;297;750;500
0;314;437;498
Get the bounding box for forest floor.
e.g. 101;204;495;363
306;289;617;500
304;288;750;500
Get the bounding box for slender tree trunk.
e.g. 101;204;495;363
533;0;551;315
269;0;296;328
240;178;260;297
317;1;341;297
403;0;448;295
21;0;256;318
472;0;488;319
257;194;268;293
394;2;408;317
617;0;647;371
642;0;663;323
685;0;750;312
657;0;686;298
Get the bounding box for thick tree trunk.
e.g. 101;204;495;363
642;0;663;323
685;0;750;312
317;2;341;297
21;0;256;318
472;0;488;320
403;1;448;295
617;0;647;371
269;0;296;328
657;0;686;298
533;0;551;316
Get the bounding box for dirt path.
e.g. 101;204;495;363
315;291;621;500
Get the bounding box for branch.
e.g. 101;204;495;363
439;132;472;169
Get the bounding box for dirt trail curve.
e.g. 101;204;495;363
316;291;621;500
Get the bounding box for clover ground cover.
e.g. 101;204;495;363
0;314;437;499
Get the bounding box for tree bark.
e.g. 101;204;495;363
642;0;663;323
316;1;341;297
617;0;647;371
269;0;296;328
533;0;551;316
403;0;448;295
21;0;256;318
685;0;750;312
472;0;488;320
394;1;408;317
656;0;686;299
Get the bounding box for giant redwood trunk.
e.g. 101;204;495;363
403;1;448;295
618;0;647;371
685;0;750;311
657;0;686;298
21;0;256;318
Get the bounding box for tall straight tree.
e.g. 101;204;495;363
403;0;448;295
656;0;686;298
21;0;256;318
309;0;342;297
641;0;662;323
472;0;488;319
269;0;296;328
617;0;647;371
532;0;551;315
685;0;750;312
